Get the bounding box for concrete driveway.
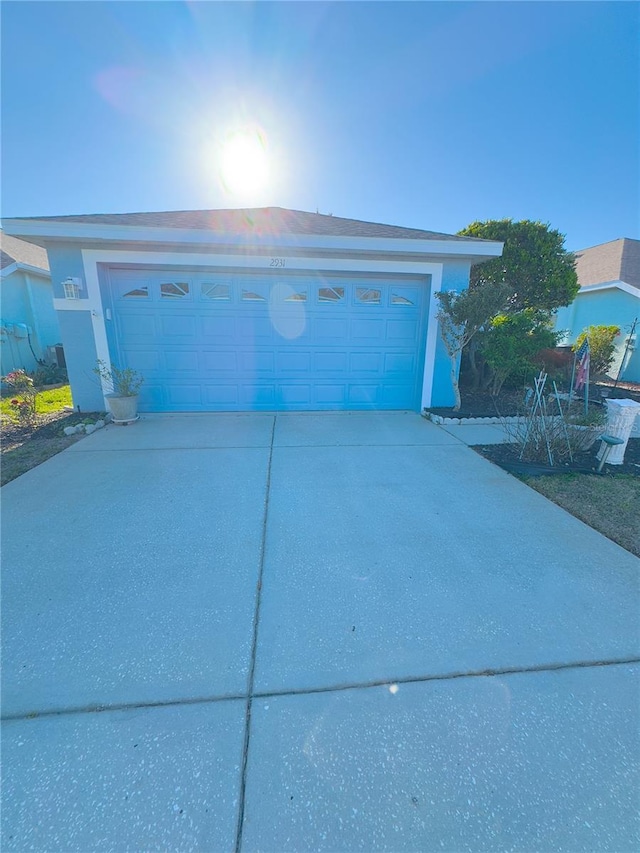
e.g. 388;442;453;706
2;412;638;852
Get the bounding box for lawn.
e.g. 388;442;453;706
0;384;73;419
474;438;639;558
1;385;82;486
523;473;640;557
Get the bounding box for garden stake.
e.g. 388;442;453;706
552;380;573;462
519;371;554;466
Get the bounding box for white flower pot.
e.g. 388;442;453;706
105;393;139;424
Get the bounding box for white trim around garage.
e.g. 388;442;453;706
420;267;443;409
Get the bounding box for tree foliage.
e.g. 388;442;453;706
458;219;579;312
574;325;620;378
482;310;561;396
452;219;578;394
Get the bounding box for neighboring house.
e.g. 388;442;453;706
0;233;62;376
555;237;640;382
2;208;502;412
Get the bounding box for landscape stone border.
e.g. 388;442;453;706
63;414;111;437
423;411;527;426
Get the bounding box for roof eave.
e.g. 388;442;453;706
0;261;51;279
2;219;503;261
578;280;640;298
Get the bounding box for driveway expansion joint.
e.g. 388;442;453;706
0;691;247;722
234;414;276;853
251;656;640;700
3;656;637;723
67;444;273;452
273;442;465;448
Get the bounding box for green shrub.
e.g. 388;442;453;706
1;369;37;426
94;360;144;397
482;310;560;396
573;325;620;378
31;364;68;386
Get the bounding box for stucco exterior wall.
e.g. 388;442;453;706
44;244;100;409
57;311;102;411
622;341;640;383
0;269;60;374
47;245;88;300
555;288;639;382
27;274;62;349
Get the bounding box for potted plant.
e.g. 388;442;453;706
566;405;607;452
94;360;144;424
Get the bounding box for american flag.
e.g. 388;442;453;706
574;339;590;391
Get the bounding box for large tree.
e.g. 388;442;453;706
456;219;579;390
458;219;578;311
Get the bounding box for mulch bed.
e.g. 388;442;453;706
1;410;104;486
436;383;640;477
1;410;83;451
475;438;640;477
426;382;640;420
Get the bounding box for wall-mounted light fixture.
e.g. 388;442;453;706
62;277;83;299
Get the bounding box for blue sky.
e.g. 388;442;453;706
1;1;638;250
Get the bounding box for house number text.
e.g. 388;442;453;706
270;257;286;267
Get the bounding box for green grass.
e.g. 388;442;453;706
35;385;73;413
0;384;73;420
524;473;640;557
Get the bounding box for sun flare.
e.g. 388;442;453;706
219;127;269;196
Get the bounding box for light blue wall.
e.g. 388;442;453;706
430;261;472;407
554;304;573;341
622;338;640;382
57;312;103;411
555;288;640;382
46;244;103;410
47;245;88;300
1;272;33;374
0;269;60;374
28;274;61;346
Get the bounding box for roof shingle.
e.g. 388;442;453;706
6;207;487;243
575;238;640;291
0;233;50;272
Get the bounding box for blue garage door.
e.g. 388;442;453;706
107;269;429;412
